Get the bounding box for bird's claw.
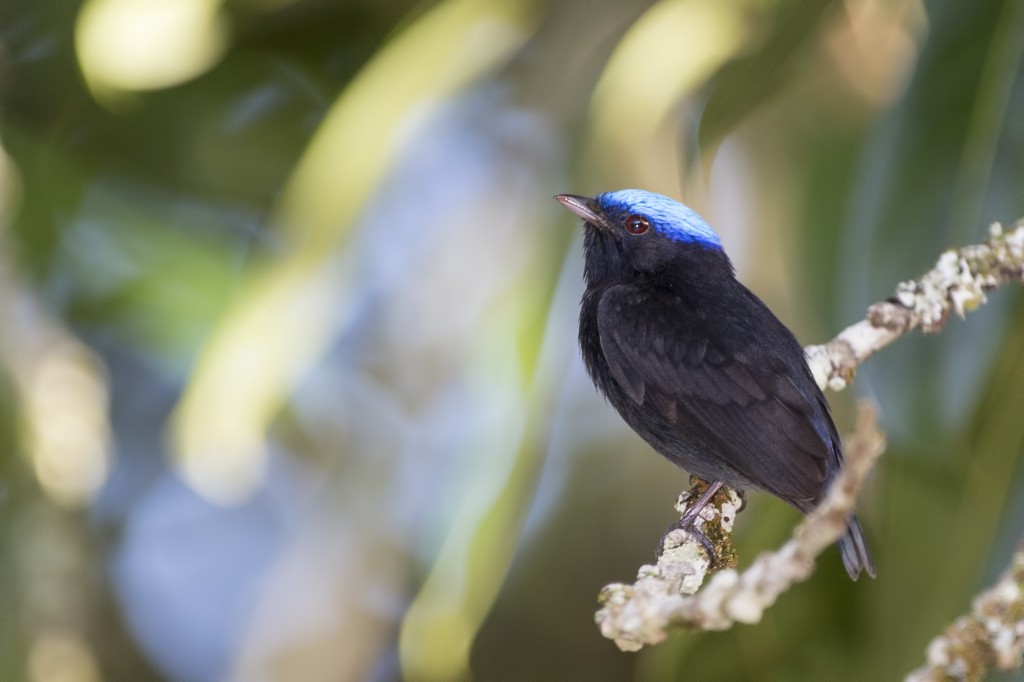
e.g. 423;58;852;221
656;479;725;563
656;517;718;566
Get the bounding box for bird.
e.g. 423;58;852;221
554;189;875;580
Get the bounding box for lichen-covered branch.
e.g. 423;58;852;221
595;483;744;651
805;220;1024;392
596;219;1024;652
905;543;1024;681
596;403;885;650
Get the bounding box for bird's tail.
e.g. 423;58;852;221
838;514;876;580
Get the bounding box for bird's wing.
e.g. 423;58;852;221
596;285;831;503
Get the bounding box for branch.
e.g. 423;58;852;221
596;403;884;650
595;219;1024;651
805;220;1024;392
905;543;1024;681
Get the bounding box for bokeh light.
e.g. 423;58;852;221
75;0;229;95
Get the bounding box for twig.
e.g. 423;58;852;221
905;543;1024;681
595;219;1024;651
596;403;885;650
805;220;1024;391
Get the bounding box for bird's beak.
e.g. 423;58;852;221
554;194;607;230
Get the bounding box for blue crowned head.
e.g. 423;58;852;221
596;189;722;251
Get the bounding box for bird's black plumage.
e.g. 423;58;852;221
555;189;874;580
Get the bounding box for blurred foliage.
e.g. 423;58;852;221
1;0;1023;680
694;0;844;160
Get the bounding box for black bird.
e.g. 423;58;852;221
554;189;875;580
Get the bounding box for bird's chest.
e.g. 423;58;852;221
578;290;613;395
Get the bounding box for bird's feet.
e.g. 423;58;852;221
657;516;717;562
655;479;726;564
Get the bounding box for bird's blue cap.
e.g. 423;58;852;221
597;189;722;250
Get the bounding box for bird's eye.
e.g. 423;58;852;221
625;214;650;235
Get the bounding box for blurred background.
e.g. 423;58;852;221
1;0;1023;679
